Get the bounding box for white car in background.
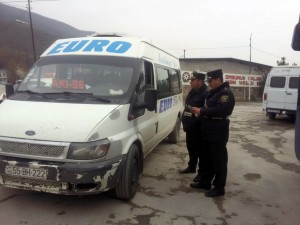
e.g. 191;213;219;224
0;93;4;101
0;85;5;103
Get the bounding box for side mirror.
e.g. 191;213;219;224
5;84;14;98
128;89;157;120
144;89;157;111
292;16;300;51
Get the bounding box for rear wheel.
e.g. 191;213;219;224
168;116;181;144
268;113;276;120
115;144;140;200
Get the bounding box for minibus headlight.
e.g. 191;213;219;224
67;139;110;160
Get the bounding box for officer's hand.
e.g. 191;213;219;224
191;107;201;115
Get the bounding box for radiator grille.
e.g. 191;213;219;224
0;140;64;157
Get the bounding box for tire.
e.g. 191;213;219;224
268;113;276;120
288;114;296;122
168;116;180;144
115;144;140;200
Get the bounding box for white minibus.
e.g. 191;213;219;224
0;34;183;199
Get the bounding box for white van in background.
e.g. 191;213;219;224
0;34;183;200
263;66;300;120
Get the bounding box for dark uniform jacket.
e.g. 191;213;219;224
200;82;235;142
182;84;208;132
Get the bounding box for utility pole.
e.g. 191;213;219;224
248;33;252;101
183;49;186;58
27;0;37;62
249;33;252;74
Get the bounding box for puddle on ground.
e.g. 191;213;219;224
243;173;261;181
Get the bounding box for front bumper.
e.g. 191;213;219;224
0;155;126;195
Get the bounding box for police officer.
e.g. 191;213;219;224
190;69;235;197
180;71;208;174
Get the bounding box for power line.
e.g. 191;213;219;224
0;1;27;3
251;46;281;58
170;44;299;64
252;46;299;65
190;45;249;50
0;0;58;9
0;0;58;3
0;10;27;32
0;1;27;10
170;45;248;51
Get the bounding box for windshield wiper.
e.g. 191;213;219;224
17;90;55;100
44;92;111;103
84;95;111;103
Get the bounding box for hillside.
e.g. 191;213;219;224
0;3;91;80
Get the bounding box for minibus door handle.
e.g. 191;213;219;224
286;93;292;95
155;122;158;133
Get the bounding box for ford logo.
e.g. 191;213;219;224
25;130;36;136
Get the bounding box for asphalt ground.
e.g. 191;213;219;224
0;102;299;225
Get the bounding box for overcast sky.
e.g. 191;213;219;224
4;0;300;67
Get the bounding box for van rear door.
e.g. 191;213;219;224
267;76;286;110
285;76;299;111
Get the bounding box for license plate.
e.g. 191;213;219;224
5;165;48;180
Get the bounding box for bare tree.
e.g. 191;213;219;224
277;57;289;66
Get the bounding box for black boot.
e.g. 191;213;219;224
190;182;211;190
179;167;196;173
205;187;225;197
193;174;201;182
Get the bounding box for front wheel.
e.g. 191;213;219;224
115;144;140;200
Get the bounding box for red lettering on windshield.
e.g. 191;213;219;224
52;79;85;90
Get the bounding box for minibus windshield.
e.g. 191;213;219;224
16;55;139;103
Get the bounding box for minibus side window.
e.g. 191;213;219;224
289;77;299;89
144;61;154;89
130;60;155;118
170;69;181;95
156;67;172;99
270;77;286;88
137;60;154;99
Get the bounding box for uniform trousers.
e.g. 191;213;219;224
186;132;200;170
199;140;228;190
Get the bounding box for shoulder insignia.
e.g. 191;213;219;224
220;95;229;103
